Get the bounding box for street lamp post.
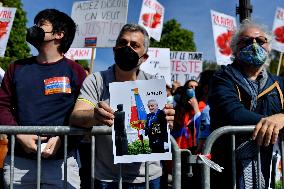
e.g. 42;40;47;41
236;0;253;23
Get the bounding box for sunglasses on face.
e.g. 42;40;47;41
238;36;268;46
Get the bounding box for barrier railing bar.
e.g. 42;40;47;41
91;135;95;189
64;135;68;189
119;163;122;189
257;146;261;189
0;126;181;189
201;125;255;189
10;135;15;189
231;135;236;189
180;149;193;177
145;162;149;189
171;135;181;189
37;137;41;189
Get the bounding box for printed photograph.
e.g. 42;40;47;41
109;79;172;164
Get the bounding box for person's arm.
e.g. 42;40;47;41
188;97;200;114
252;113;284;146
0;63;18;125
70;73;113;128
70;100;114;128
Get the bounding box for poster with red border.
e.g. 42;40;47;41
211;10;236;65
0;7;16;57
138;0;164;41
271;7;284;53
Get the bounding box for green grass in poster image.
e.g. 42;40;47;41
128;139;151;155
275;181;282;189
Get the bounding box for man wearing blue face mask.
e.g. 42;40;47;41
209;20;284;189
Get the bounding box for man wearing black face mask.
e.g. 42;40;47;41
0;9;86;188
70;24;175;189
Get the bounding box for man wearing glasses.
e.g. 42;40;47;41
209;20;284;189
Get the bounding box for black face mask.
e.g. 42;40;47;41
114;46;143;71
26;26;45;48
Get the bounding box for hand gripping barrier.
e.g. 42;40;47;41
199;125;284;189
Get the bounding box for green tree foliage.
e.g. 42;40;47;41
268;50;282;75
203;60;220;71
150;19;196;51
77;60;89;69
0;0;31;71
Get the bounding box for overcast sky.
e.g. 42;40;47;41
22;0;284;72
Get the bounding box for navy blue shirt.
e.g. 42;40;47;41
0;56;86;158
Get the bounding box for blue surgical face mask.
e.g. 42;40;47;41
238;42;268;67
186;88;195;98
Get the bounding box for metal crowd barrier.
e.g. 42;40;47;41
0;125;181;189
200;125;284;189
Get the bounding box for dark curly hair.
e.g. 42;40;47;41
34;9;76;53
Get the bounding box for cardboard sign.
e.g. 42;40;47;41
170;51;203;85
65;48;94;60
138;0;164;41
271;7;284;53
211;10;237;65
0;7;16;57
71;0;128;48
140;47;171;85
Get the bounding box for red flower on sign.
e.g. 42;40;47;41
274;26;284;43
0;21;9;39
216;30;233;56
142;12;161;28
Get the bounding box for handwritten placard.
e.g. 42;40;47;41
71;0;128;48
0;7;16;57
170;51;203;84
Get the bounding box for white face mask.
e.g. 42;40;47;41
167;95;174;104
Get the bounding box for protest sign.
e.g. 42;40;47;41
138;0;164;41
65;48;94;60
71;0;128;48
211;10;236;65
170;51;203;85
0;7;16;57
272;7;284;53
140;47;171;85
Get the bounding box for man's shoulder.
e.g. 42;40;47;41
138;69;154;80
64;58;85;70
13;57;35;65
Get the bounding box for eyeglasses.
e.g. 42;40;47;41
238;36;268;46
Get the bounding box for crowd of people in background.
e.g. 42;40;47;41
0;5;284;189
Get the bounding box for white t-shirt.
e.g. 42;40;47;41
0;67;5;86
